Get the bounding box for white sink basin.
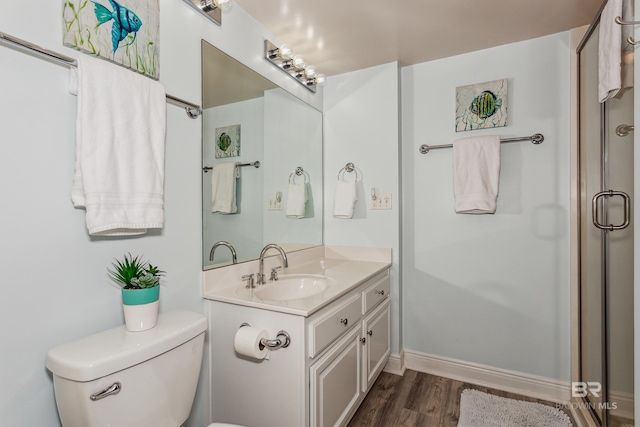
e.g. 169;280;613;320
254;274;332;301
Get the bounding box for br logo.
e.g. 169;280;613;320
571;382;602;398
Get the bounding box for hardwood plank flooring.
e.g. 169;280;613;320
347;370;576;427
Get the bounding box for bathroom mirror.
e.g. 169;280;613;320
202;40;323;270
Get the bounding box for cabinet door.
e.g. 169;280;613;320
362;299;390;392
310;326;362;427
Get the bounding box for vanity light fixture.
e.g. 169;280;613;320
183;0;232;26
264;40;326;93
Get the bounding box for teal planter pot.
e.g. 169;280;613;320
121;287;160;332
122;286;160;305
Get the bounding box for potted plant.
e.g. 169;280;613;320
109;253;164;332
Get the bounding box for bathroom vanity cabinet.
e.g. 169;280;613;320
205;268;391;427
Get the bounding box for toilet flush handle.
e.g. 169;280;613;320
90;382;122;401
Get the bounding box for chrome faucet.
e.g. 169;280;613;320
209;241;237;264
257;244;289;285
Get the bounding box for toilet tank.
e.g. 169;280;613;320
46;310;207;427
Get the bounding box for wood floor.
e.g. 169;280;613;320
347;370;575;427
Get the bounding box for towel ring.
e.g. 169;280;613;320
338;162;360;181
289;167;309;184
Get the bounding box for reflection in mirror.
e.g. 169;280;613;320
202;40;323;270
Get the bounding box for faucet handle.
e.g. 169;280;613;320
270;266;282;282
241;274;255;289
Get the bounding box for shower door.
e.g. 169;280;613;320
578;20;634;427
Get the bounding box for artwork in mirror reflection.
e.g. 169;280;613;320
202;40;323;270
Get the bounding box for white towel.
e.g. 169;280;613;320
70;55;166;236
286;182;308;218
599;0;623;103
453;135;501;214
620;0;635;93
211;162;238;214
333;180;357;219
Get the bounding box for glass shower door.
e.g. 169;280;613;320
578;20;634;427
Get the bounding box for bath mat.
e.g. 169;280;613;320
457;389;573;427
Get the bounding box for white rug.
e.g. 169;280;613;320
457;389;573;427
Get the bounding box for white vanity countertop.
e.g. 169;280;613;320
202;246;392;317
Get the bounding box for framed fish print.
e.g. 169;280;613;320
455;79;508;132
215;125;241;159
62;0;160;78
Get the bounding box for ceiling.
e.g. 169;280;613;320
234;0;604;77
202;40;277;108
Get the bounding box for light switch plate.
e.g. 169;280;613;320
268;198;283;211
371;193;392;210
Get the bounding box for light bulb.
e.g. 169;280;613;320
292;54;306;69
315;74;326;87
279;44;293;60
304;66;317;79
215;0;233;11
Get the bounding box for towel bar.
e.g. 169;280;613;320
203;161;261;173
615;16;640;25
0;31;203;118
419;133;544;155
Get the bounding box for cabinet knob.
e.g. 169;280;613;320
360;337;367;344
367;330;373;336
340;318;348;326
376;290;385;295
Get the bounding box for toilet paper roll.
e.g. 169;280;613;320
234;326;270;360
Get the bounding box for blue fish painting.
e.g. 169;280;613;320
91;0;142;55
455;79;508;132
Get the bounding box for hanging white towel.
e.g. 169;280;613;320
453;135;501;214
620;0;635;93
599;0;623;103
286;182;308;218
211;162;238;214
333;180;357;219
70;55;166;236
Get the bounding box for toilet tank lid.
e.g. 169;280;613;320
45;310;207;382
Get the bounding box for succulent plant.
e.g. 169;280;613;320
109;253;164;289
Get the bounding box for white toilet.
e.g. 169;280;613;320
46;310;244;427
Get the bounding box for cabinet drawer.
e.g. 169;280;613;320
362;274;390;315
309;294;362;358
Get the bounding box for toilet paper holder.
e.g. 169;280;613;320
240;323;291;349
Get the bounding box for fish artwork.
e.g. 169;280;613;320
469;90;502;119
91;0;142;56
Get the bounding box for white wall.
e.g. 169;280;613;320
323;62;402;354
203;98;265;266
0;1;321;426
401;32;572;380
263;88;323;247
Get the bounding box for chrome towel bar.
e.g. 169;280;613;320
0;30;203;118
203;161;261;173
419;133;544;155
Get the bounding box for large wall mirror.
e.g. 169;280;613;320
202;40;323;270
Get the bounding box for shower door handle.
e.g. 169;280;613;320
592;190;631;231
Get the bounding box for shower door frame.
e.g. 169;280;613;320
574;4;636;426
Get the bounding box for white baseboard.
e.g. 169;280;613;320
384;351;406;376
402;350;571;404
